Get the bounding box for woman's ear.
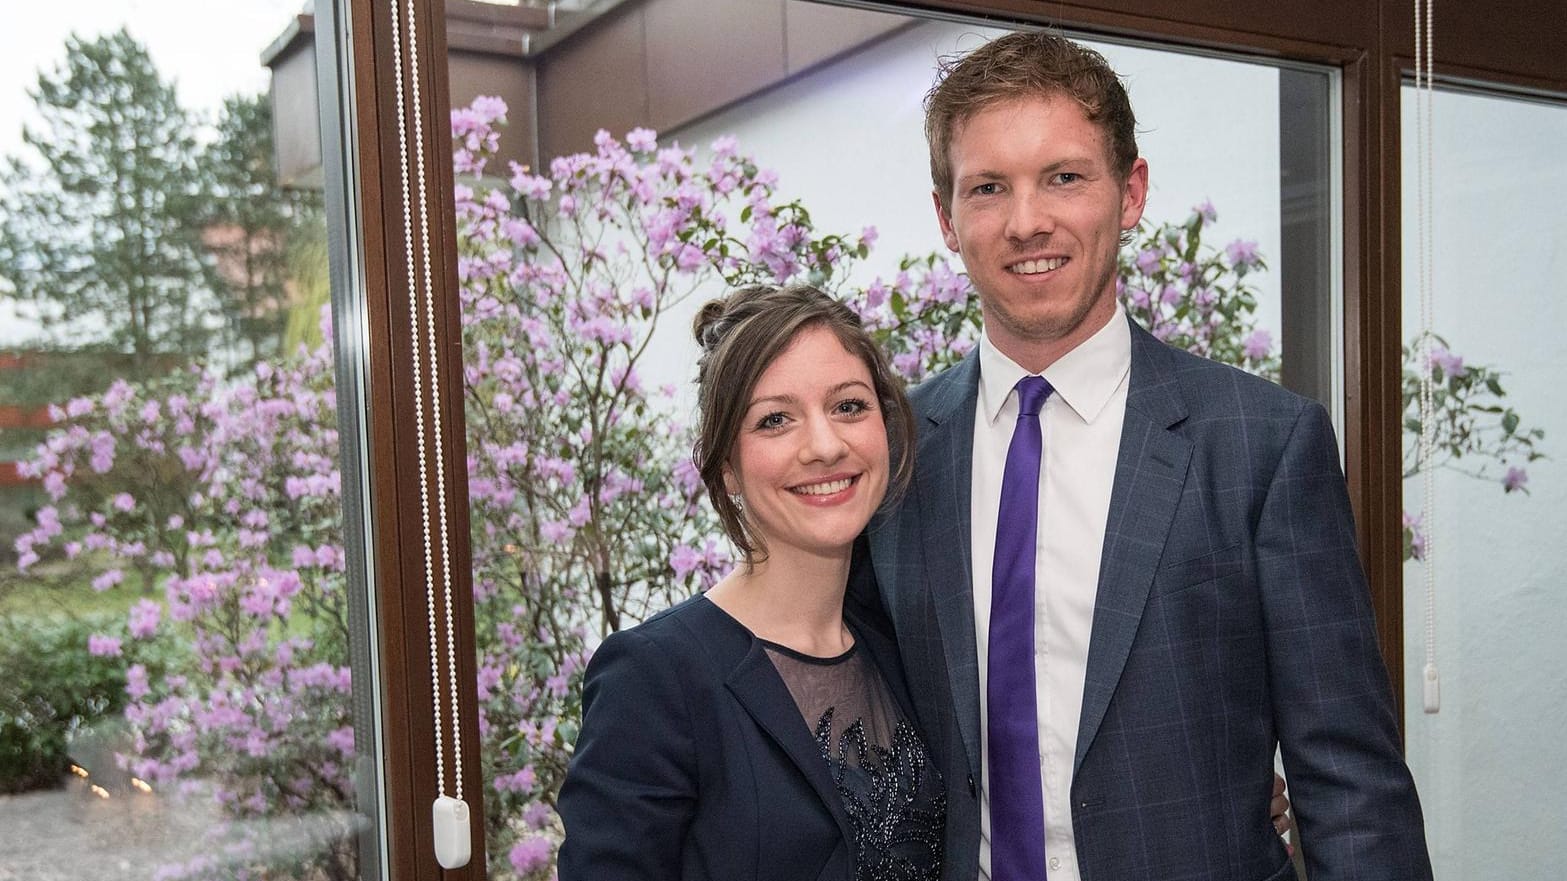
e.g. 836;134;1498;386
721;465;739;498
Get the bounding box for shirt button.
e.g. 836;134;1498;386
967;774;977;796
1049;857;1062;871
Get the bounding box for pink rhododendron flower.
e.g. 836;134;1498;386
129;599;162;638
88;634;122;657
509;837;553;875
1225;239;1260;268
626;127;657;152
1242;330;1273;361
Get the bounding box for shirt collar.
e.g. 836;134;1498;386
978;301;1132;426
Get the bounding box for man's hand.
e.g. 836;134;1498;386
1271;773;1293;840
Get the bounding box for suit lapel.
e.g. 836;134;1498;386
1075;320;1193;772
725;639;856;844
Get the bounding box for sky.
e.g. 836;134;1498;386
1;0;306;344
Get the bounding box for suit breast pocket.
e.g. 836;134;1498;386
1153;543;1245;597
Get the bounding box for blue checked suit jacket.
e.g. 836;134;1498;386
854;317;1432;881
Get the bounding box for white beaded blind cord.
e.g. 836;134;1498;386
390;0;473;867
406;0;465;790
1414;0;1441;714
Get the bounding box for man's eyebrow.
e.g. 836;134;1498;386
957;157;1098;183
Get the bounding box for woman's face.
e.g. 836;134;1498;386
725;325;890;563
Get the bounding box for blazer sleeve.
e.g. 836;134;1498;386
557;627;697;881
1256;401;1433;879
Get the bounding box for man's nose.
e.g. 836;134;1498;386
1005;187;1055;243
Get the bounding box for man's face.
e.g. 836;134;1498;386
935;93;1148;370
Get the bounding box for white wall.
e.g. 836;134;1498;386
1400;85;1567;879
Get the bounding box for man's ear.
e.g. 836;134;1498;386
1120;157;1150;231
933;190;960;254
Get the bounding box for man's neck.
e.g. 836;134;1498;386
985;299;1119;375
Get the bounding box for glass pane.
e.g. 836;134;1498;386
441;6;1337;875
1400;84;1567;879
0;2;382;878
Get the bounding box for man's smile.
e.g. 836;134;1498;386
1006;256;1069;275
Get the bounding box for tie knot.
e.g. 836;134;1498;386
1014;375;1053;417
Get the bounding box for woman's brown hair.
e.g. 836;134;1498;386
691;283;915;565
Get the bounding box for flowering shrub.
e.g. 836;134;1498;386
1117;200;1279;380
1400;333;1545;560
854;252;981;383
15;326;357;880
448;99;889;875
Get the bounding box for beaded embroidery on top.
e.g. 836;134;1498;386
816;707;946;881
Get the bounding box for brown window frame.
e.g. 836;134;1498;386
327;0;486;877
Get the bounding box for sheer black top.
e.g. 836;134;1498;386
762;639;945;881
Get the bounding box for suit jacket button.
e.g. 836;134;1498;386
967;774;977;797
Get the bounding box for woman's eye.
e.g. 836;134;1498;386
835;398;871;416
755;412;787;430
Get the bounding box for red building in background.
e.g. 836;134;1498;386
0;352;51;489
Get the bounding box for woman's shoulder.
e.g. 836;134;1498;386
593;593;750;673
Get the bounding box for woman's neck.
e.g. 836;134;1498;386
706;544;853;656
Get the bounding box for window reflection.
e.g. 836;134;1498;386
1400;84;1567;878
0;4;376;878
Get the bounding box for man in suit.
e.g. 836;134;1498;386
858;30;1432;881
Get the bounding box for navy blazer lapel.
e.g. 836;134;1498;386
1075;320;1193;772
725;640;856;845
910;352;984;783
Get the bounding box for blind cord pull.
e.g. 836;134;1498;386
1414;0;1441;714
391;0;472;866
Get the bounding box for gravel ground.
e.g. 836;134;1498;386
0;778;215;880
0;777;361;880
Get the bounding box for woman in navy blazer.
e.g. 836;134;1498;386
557;284;944;881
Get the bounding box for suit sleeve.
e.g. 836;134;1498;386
1257;401;1433;880
557;627;696;881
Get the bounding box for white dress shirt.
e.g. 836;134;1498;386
972;304;1130;881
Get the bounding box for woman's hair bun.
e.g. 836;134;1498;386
692;297;732;352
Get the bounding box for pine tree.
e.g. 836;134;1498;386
0;29;216;374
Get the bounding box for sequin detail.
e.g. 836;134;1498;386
816;707;946;881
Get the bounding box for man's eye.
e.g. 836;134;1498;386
973;182;1000;195
1054;172;1081;184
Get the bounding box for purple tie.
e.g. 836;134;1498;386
988;375;1051;880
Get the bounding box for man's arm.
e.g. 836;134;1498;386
1256;400;1432;879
